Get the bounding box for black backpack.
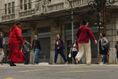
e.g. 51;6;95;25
103;40;110;50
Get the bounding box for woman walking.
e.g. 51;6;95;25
54;33;67;64
8;22;24;66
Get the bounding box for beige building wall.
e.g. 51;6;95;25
0;0;5;22
51;0;63;3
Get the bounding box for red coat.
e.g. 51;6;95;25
76;25;96;44
8;25;24;63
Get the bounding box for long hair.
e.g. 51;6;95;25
56;33;62;40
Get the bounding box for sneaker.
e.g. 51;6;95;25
75;57;80;64
86;63;91;65
99;62;103;65
65;62;68;64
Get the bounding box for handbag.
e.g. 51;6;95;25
75;52;80;59
68;53;71;58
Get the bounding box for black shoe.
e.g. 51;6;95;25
9;61;16;66
11;64;16;66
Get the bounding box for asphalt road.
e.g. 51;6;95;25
0;64;118;79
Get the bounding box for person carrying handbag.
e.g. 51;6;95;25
69;42;78;64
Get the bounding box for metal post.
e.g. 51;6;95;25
97;12;100;37
67;0;74;44
71;10;74;44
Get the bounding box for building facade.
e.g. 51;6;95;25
0;0;118;64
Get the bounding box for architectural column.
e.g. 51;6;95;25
105;11;118;64
115;16;118;41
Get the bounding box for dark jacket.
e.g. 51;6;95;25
23;41;31;53
115;43;118;52
32;39;41;50
55;39;64;51
0;36;3;48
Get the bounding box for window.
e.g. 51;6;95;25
28;0;32;9
8;3;11;14
20;0;32;11
4;1;15;15
4;2;15;15
24;0;27;10
5;4;7;14
20;0;23;10
12;2;15;13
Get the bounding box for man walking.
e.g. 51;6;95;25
32;35;41;64
100;33;109;64
76;21;97;64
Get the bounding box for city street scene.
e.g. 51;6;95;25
0;0;118;79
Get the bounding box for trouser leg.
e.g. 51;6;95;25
34;49;40;64
77;44;84;62
60;51;67;63
54;50;58;63
24;52;29;64
85;43;91;64
102;55;107;64
72;52;77;64
0;49;4;63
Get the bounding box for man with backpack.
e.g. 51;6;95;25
100;32;109;64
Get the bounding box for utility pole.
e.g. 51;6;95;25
67;0;74;44
71;10;74;44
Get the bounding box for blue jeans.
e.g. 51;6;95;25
34;49;40;64
102;49;108;64
102;55;107;64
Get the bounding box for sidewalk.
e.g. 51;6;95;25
0;62;50;67
1;63;118;67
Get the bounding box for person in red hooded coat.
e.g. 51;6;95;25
8;22;24;66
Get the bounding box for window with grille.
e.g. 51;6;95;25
8;3;11;14
20;0;32;11
4;1;15;15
